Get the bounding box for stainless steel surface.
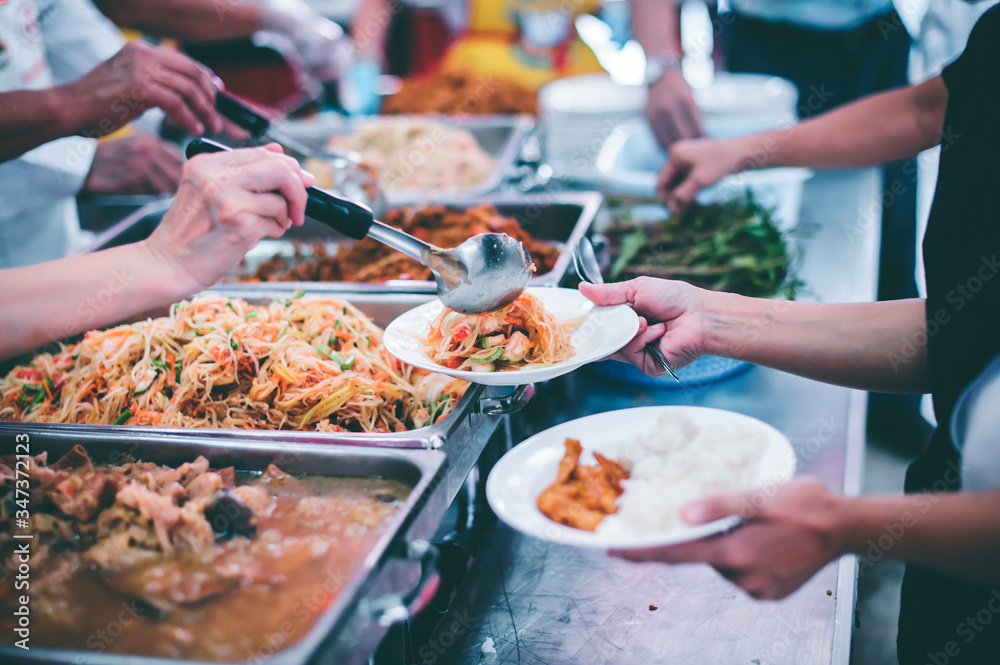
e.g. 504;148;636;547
366;220;533;314
0;432;449;665
573;235;681;382
421;168;881;665
72;193;603;293
0;287;527;451
278;114;535;203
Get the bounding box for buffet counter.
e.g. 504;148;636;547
421;167;881;665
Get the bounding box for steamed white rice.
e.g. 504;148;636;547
597;413;767;537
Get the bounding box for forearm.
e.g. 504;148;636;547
841;492;1000;585
703;295;928;392
352;0;393;63
93;0;263;41
0;242;191;360
630;0;682;57
0;89;82;162
725;78;949;171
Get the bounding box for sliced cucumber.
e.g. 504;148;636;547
471;346;503;364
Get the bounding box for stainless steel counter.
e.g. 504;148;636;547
417;168;882;665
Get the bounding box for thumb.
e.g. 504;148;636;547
580;280;636;307
681;491;747;525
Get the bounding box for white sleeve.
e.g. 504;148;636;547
37;0;126;84
0;137;99;197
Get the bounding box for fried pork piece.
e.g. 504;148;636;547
536;438;630;531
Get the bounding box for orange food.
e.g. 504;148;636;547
381;72;538;116
246;205;559;284
536;438;630;531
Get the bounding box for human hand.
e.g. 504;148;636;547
65;41;223;137
646;71;704;147
256;0;354;88
657;138;745;215
83;135;184;195
580;277;710;377
143;144;314;292
611;478;850;600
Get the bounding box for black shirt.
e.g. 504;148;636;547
898;6;1000;664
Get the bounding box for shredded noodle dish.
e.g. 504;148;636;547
425;292;575;372
0;296;467;432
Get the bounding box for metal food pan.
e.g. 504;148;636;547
278;113;535;202
0;431;449;665
73;193;603;291
0;287;533;451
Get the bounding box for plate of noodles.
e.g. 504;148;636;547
382;288;640;386
486;406;797;549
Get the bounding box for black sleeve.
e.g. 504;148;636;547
942;5;1000;92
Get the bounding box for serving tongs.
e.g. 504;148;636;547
186;138;533;315
215;91;387;215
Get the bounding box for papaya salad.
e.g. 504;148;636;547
425;292;575;372
0;296;467;432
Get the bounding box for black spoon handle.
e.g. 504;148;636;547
185;138;375;241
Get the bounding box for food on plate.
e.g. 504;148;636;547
0;296;467;432
605;193;799;298
599;413;769;537
425;291;575;372
536;438;630;531
316;120;495;192
381;72;538;116
245;204;560;283
0;446;408;659
537;414;773;535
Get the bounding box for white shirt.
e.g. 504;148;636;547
722;0;895;31
951;353;1000;492
0;0;124;268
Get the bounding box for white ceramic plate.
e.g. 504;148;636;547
486;406;798;549
382;287;640;386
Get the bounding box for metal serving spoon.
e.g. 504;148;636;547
573;236;681;383
186;139;533;314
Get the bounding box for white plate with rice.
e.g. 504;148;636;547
486;406;797;549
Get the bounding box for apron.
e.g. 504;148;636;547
0;0;122;269
896;6;1000;663
438;0;604;90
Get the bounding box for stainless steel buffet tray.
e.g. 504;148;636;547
0;287;533;451
73;193;602;292
278;113;535;202
0;432;450;665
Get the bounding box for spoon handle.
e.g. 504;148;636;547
185;138;376;241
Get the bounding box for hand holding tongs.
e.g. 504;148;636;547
186;138;533;315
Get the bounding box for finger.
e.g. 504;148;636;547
157;49;223;132
233;158;309;226
148;84;205;135
681;490;750;525
156;70;219;136
248;192;294;232
253;211;293;239
579;280;639;307
667;175;702;216
611;322;668;376
658;161;680;199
